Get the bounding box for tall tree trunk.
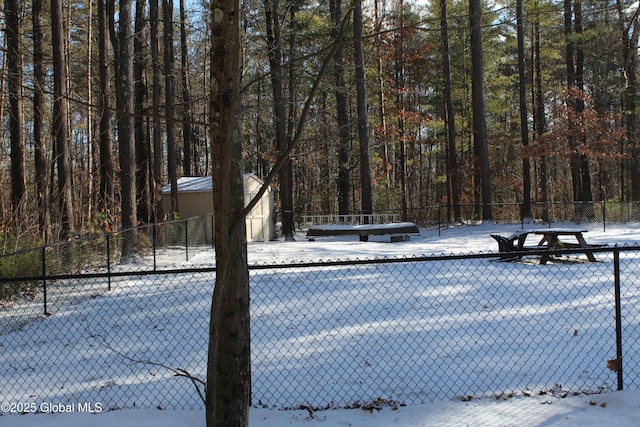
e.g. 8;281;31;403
469;0;492;221
353;0;373;220
180;0;193;176
135;0;151;223
98;0;115;218
396;0;408;221
533;6;548;220
165;0;179;215
52;0;75;239
265;0;295;240
116;0;138;238
375;0;390;183
617;1;640;200
33;0;49;240
5;0;25;218
150;0;164;221
285;6;296;230
564;0;582;203
207;0;250;424
574;0;592;204
517;0;532;220
440;0;461;222
86;0;94;224
330;0;351;217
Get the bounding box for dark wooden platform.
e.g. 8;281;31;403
306;222;420;242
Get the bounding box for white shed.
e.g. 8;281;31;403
161;174;274;242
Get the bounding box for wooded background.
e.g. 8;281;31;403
1;0;638;247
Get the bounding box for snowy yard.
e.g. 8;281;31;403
2;222;640;426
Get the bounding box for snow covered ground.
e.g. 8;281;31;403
3;389;640;427
3;222;640;426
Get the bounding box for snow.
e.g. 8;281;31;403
4;390;640;427
160;174;263;193
2;222;640;426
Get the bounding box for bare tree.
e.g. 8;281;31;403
5;0;25;218
98;0;115;218
469;0;492;221
517;0;532;220
51;0;76;239
135;0;152;224
564;0;581;204
165;0;179;215
204;4;353;424
533;1;548;219
180;0;194;176
440;0;461;223
617;0;640;200
264;0;295;240
206;0;251;424
330;0;351;217
574;0;592;204
86;0;95;224
33;0;50;239
354;0;373;220
150;0;164;221
115;0;138;237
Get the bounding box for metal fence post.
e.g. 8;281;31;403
185;221;189;262
106;233;112;292
153;223;157;271
614;246;623;390
42;246;47;316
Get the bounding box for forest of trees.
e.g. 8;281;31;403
1;0;639;247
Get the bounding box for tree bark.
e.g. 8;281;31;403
563;0;583;203
135;0;151;224
375;0;390;183
180;0;194;176
98;0;115;219
150;0;164;221
353;0;373;220
86;0;94;225
330;0;351;217
617;1;640;201
533;7;548;220
116;0;138;240
469;0;492;221
440;0;461;223
264;0;295;240
517;0;532;219
5;0;26;218
33;0;50;240
52;0;75;239
396;0;408;221
574;0;592;204
165;0;179;216
206;0;251;424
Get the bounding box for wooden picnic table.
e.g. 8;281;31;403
491;228;604;264
533;229;597;264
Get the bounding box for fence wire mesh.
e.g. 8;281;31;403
2;245;640;412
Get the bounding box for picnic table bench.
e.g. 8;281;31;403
306;222;420;242
492;228;606;264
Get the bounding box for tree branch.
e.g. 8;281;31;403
233;6;355;229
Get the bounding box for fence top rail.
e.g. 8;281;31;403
3;245;640;285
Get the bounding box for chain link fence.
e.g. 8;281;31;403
358;201;640;229
2;245;640;411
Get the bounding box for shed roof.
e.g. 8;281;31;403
161;174;264;194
